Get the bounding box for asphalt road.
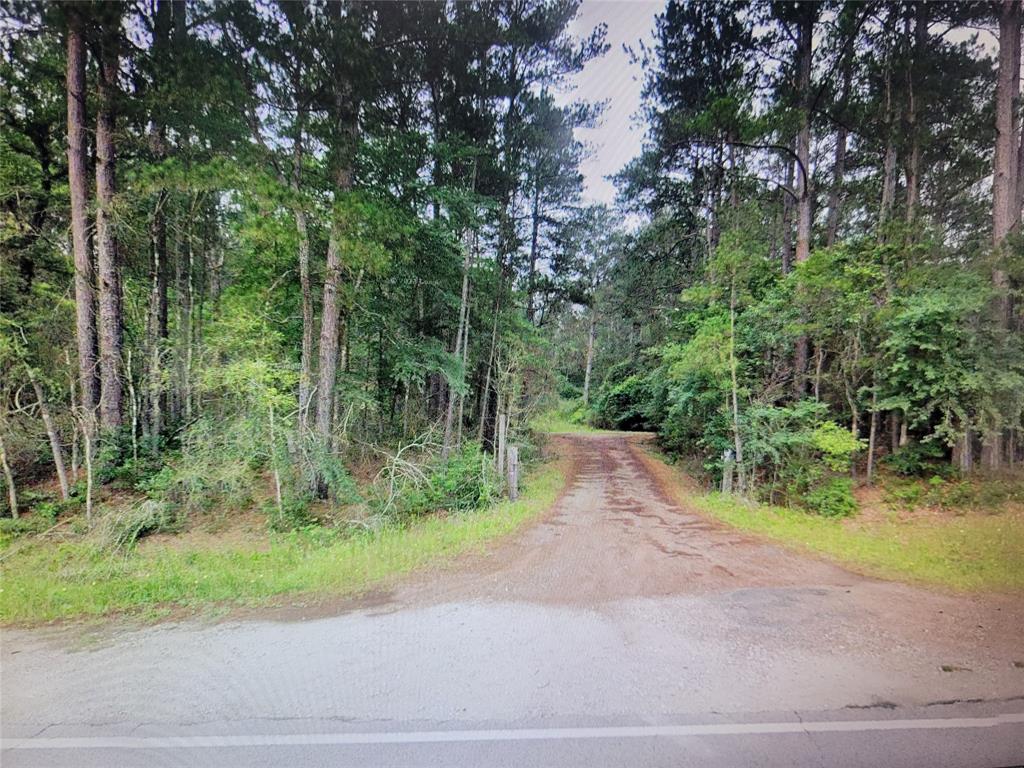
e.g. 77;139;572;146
3;433;1023;767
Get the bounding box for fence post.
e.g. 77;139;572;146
507;445;519;501
721;449;734;494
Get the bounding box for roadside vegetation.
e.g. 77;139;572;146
642;446;1024;592
0;456;566;624
530;400;608;435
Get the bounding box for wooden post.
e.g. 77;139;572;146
507;445;519;501
721;449;734;494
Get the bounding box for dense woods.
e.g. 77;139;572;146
580;0;1024;515
0;0;1022;532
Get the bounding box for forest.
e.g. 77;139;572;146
0;0;1022;590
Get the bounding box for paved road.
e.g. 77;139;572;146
3;434;1023;767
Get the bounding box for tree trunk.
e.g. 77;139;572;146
792;6;814;398
825;53;851;247
526;173;541;324
780;150;795;275
866;383;878;485
879;10;899;229
904;4;928;227
147;199;166;441
582;309;597;406
295;205;315;432
177;209;194;423
315;224;344;462
29;371;70;501
315;91;357;484
65;12;99;425
96;15;124;432
0;430;16;519
443;239;473;457
729;281;745;493
986;0;1022;471
1017;109;1024;225
993;0;1022;328
793;7;813;267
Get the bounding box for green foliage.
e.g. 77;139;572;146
0;515;51;539
803;477;857;518
878;279;991;443
812;421;864;472
266;496;318;533
740;401;863;509
93;500;180;553
381;442;499;520
592;363;657;431
883;441;950;478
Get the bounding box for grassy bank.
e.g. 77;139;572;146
531;399;618;435
641;448;1024;592
0;462;566;624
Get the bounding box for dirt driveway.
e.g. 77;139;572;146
401;432;1024;679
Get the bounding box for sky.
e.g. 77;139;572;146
567;0;661;205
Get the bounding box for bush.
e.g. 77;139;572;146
93;499;179;552
592;363;656;430
803;477;857;517
428;443;499;513
0;515;51;538
883;441;949;477
376;441;499;519
884;480;924;511
266;496;318;532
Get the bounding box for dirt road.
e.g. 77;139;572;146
3;433;1023;767
402;433;1024;666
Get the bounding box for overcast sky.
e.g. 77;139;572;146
567;0;661;205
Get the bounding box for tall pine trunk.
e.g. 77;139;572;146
65;11;99;425
904;5;927;227
443;240;473;457
825;57;851;246
96;13;123;431
993;0;1022;325
987;0;1022;471
582;309;597;406
314;4;357;488
291;114;315;435
146;0;172;443
792;6;814;398
526;171;541;324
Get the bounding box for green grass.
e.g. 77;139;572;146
690;491;1024;592
531;399;610;434
640;445;1024;592
0;463;566;624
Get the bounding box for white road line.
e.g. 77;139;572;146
4;713;1023;750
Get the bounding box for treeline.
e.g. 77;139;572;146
557;0;1024;515
0;0;607;523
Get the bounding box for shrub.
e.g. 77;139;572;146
93;499;179;552
883;441;949;477
592;364;656;431
803;477;857;517
427;442;499;513
0;515;51;538
885;480;924;510
266;496;318;532
375;441;498;519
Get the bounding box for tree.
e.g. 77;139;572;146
64;6;99;428
94;4;124;432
